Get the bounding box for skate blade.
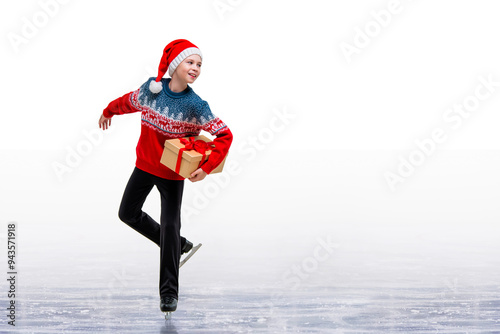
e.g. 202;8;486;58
164;312;172;320
180;243;202;268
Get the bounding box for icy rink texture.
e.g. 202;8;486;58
3;220;500;333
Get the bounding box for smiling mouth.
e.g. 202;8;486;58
189;73;197;78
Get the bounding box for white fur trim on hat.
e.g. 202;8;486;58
168;47;203;77
149;80;163;94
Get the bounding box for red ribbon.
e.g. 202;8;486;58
175;137;215;174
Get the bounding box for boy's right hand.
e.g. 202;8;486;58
99;114;112;130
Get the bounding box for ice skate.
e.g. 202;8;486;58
180;243;202;268
181;239;194;254
160;297;177;320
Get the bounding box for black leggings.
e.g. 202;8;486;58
118;167;184;299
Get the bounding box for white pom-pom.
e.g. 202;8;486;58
149;80;163;94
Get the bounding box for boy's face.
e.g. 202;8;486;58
172;55;202;85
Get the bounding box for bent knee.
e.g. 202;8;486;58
118;207;138;225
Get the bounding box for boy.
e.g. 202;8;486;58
98;39;233;313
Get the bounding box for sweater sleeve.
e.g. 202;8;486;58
102;90;141;118
200;128;233;175
197;103;233;175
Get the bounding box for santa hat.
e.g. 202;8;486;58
149;39;203;94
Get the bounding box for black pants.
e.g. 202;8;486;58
118;167;184;299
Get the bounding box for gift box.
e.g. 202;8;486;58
160;135;226;179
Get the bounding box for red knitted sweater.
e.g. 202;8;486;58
103;78;233;180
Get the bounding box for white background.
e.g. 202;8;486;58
0;1;499;327
2;0;500;151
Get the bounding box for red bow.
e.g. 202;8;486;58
175;137;215;174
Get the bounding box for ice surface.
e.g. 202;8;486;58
13;285;500;333
2;220;500;333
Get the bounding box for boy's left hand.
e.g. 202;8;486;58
189;168;207;182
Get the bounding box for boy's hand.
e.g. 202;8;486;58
189;168;207;182
99;114;112;130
